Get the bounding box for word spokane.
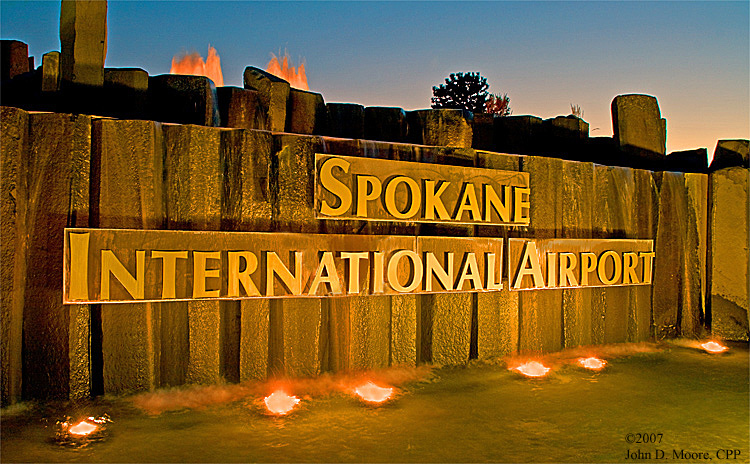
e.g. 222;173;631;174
63;229;654;304
315;154;530;225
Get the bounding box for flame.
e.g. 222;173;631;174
263;390;300;415
170;46;224;87
68;420;98;436
354;381;394;404
700;341;728;354
511;361;551;378
577;357;607;371
266;52;308;90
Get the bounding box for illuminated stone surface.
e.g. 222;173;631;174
216;86;269;131
240;300;269;380
631;169;658;341
561;160;593;348
287;88;326;135
41;51;60;93
103;68;148;120
269;299;323;377
682;173;708;337
328;297;391;371
1;40;29;81
611;94;666;164
23;112;91;399
0;107;28;405
93;119;164;393
598;166;636;344
391;295;417;366
710;139;749;171
709;167;749;341
408;109;473;148
326;103;365;139
243;66;290;132
272;134;324;233
60;0;107;87
519;156;563;352
236;130;273;231
149;74;220;126
365;106;408;143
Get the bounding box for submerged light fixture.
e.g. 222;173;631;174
512;361;551;378
264;390;301;415
354;381;394;404
577;357;607;371
700;341;728;354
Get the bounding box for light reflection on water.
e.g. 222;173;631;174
1;342;748;463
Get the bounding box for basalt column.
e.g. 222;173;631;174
92;119;164;393
475;150;522;358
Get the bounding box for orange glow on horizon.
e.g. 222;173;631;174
266;52;308;90
170;46;224;87
512;361;551;378
700;341;728;353
264;390;300;415
354;381;394;404
68;420;98;436
577;357;607;371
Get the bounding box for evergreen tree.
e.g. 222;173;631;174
431;72;489;113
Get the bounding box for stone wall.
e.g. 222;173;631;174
2;100;747;405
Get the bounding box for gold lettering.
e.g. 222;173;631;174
101;249;145;300
424;180;451;221
454;183;481;221
228;251;259;297
309;252;343;295
580;252;597;286
387;250;423;293
456;252;482;290
152;251;188;299
546;252;557;288
512;241;544;289
319;156;352;216
355;175;382;218
266;251;303;296
622;252;639;284
597;251;622;285
513;186;530;224
485;252;503;290
193;251;220;298
68;232;90;300
384;176;421;219
639;252;655;284
373;252;385;294
559;252;578;287
341;252;368;294
425;252;454;291
484;184;511;223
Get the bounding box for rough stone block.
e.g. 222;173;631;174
60;0;107;87
561;160;594;348
272;134;324;233
541;116;589;160
1;106;28;405
23;112;91;399
407;109;473;148
494;115;543;155
709;167;749;341
666;148;708;173
682;173;708;337
240;300;269;381
710;139;749;171
391;295;418;366
611;94;666;163
231;130;273;232
420;293;473;365
103;68;149;120
326;103;365;139
41;51;60;93
216;86;269;131
518;156;563;352
327;296;391;371
471;113;495;150
1;40;29;81
365;106;407;143
243;66;290;132
92;119;165;393
631;169;658;341
269;299;324;377
149;74;220;126
477;290;518;359
652;172;688;339
287;88;326;135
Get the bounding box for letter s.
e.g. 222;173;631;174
319;156;352;216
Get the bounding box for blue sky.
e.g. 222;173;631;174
2;1;748;155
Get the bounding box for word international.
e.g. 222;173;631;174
63;229;654;304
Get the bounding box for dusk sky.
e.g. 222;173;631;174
2;1;747;156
